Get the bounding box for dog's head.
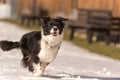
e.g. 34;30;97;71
40;17;68;36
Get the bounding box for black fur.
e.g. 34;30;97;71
0;41;20;51
0;17;68;73
20;31;41;72
40;17;68;35
0;31;41;72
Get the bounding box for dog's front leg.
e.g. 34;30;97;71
32;62;49;77
40;62;49;76
33;63;41;77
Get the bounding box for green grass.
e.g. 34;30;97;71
72;37;120;60
0;19;40;30
1;19;120;60
63;28;120;60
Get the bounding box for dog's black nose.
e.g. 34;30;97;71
53;28;58;31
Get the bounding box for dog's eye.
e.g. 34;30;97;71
50;23;53;25
56;23;59;26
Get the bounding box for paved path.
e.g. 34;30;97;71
0;22;120;80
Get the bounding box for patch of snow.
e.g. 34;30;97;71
0;22;120;80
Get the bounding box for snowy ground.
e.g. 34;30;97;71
0;22;120;80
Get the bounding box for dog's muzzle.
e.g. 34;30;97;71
51;28;58;36
51;31;58;36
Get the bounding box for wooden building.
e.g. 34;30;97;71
18;0;120;17
18;0;71;16
78;0;120;17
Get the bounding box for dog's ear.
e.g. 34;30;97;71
40;16;51;23
56;17;68;22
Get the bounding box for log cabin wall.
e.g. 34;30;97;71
18;0;71;16
78;0;120;17
18;0;120;17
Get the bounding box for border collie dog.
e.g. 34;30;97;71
0;17;68;76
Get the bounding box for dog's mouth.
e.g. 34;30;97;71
51;32;58;36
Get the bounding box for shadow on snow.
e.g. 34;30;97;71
43;73;120;80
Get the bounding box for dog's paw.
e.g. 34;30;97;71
33;70;43;77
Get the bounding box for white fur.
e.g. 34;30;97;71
33;63;42;76
38;31;63;63
33;29;64;76
50;26;59;35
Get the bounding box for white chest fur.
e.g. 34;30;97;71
38;33;63;63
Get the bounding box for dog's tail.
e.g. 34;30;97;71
0;40;20;51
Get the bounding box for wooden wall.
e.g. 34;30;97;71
18;0;71;16
78;0;120;17
18;0;120;17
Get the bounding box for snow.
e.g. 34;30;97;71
0;22;120;80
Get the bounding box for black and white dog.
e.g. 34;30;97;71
0;17;68;76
